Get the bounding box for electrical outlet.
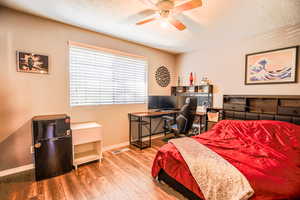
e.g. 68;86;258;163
30;146;34;154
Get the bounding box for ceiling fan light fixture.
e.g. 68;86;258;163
160;19;169;28
159;10;170;18
136;0;202;30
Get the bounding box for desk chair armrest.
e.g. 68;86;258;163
162;115;174;121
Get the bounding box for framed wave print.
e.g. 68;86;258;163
245;46;298;85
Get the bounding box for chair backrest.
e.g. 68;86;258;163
176;97;197;134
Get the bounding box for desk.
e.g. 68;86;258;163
128;111;206;149
128;111;177;149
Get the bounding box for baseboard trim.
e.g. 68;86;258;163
103;141;130;152
0;164;34;177
102;133;164;152
0;134;165;177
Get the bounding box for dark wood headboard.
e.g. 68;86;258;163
222;95;300;125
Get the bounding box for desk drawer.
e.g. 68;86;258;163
72;127;102;145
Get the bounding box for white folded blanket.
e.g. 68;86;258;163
169;137;254;200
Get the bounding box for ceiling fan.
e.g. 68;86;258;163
136;0;202;31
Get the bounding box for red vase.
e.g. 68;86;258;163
189;72;193;86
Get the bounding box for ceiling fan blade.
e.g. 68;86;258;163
136;17;157;25
138;9;157;17
169;18;186;31
173;0;202;14
139;0;156;8
127;9;157;24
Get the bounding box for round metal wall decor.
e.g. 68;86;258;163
155;66;171;87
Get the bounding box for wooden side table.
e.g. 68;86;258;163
206;108;223;131
192;112;207;134
71;122;103;170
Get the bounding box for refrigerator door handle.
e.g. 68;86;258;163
50;138;59;142
49;135;71;141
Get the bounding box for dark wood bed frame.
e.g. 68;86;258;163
157;95;300;200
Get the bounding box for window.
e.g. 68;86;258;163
69;42;147;106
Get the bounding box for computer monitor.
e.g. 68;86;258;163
159;96;176;110
148;96;176;110
148;96;202;110
148;96;160;109
176;96;187;109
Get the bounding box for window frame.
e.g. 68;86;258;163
68;41;149;107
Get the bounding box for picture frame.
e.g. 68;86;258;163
16;51;49;74
245;46;298;85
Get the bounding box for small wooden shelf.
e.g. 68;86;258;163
74;150;101;166
171;85;213;107
171;85;213;95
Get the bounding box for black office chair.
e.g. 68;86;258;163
163;97;197;139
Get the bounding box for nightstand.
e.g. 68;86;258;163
71;122;103;170
206;108;223;131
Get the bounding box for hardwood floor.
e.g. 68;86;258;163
0;138;187;200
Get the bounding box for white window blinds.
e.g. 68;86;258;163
69;43;147;106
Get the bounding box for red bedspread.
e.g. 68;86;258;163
152;120;300;200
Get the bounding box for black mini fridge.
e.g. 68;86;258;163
32;114;73;181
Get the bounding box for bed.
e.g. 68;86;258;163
152;95;300;200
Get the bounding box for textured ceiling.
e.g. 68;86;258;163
1;0;300;53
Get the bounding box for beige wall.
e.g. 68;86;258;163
0;7;176;170
176;23;300;107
